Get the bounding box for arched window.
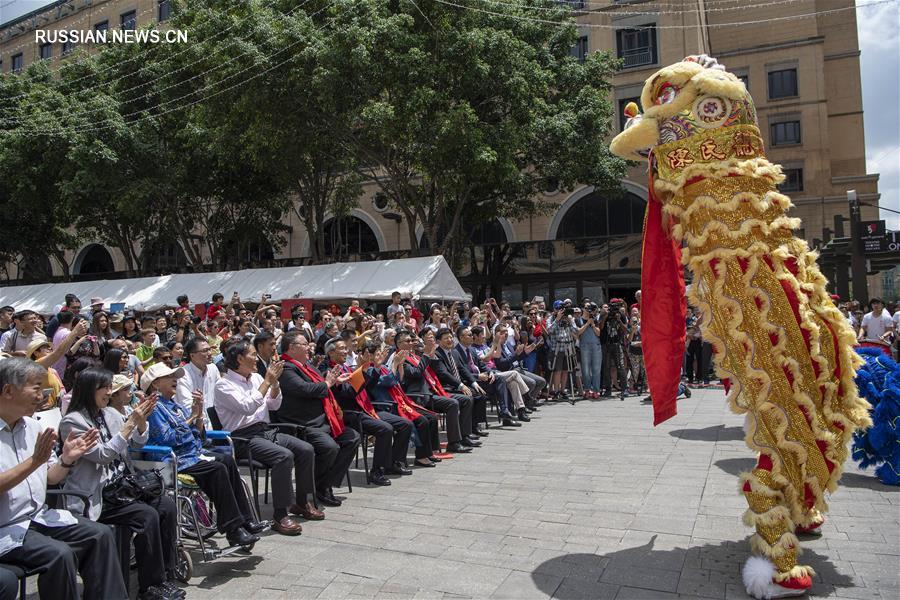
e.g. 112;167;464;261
324;216;380;256
556;191;646;239
75;244;115;275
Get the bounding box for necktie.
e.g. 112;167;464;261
445;349;461;381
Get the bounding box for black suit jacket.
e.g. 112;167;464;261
430;347;464;392
451;346;478;386
394;351;430;395
278;361;352;426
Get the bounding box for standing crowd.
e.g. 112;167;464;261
0;288;896;599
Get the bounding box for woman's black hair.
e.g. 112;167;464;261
102;349;127;373
223;338;253;372
57;310;75;326
68;367;114;420
62;356;100;391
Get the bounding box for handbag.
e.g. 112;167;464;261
102;468;165;507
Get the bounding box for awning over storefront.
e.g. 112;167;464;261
0;256;469;314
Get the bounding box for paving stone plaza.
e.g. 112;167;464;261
167;389;899;600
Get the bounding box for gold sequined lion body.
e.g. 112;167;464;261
610;55;871;598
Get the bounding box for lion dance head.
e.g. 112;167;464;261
611;54;758;163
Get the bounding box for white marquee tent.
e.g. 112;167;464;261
0;256;469;314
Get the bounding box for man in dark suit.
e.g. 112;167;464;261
321;337;412;486
432;329;488;440
426;329;482;448
277;330;360;507
395;329;474;454
454;326;521;428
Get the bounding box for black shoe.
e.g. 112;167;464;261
446;442;473;453
226;527;259;547
534;399;546;407
428;455;442;462
517;408;531;422
370;469;392;486
387;462;413;475
415;458;436;467
462;437;482;447
138;585;173;600
316;489;342;507
502;417;522;427
162;582;186;599
684;386;692;398
524;406;534;414
243;521;268;535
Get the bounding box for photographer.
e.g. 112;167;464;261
548;301;577;400
600;299;628;399
576;301;606;399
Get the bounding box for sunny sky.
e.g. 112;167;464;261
1;0;898;229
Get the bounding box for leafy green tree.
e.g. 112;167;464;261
333;0;626;256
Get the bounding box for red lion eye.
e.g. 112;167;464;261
655;82;678;105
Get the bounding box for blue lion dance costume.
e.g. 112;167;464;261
852;347;900;486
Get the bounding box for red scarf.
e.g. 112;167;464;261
281;353;345;437
334;361;378;419
405;354;449;397
379;365;423;421
642;166;686;426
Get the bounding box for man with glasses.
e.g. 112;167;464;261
176;337;221;428
277;331;360;507
288;307;315;341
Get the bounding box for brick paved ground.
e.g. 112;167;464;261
124;389;899;598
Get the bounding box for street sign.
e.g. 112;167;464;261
860;220;887;254
861;220;886;239
864;237;885;253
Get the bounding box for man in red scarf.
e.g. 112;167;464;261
277;330;361;507
321;337;413;486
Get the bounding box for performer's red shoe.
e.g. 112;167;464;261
743;557;812;599
795;518;824;535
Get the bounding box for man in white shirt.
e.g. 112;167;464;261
0;358;126;599
859;298;894;342
213;338;321;534
176;338;222;429
0;311;47;355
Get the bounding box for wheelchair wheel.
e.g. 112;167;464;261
178;493;217;541
174;547;193;583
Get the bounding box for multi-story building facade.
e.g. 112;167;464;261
1;0;883;303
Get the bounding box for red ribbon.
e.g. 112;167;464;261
281;353;345;437
642;168;687;425
379;365;423;421
406;354;450;398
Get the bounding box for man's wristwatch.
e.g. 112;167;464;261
59;457;77;468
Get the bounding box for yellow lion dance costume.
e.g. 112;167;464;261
610;55;871;599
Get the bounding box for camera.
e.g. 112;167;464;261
563;307;574;317
585;302;598;314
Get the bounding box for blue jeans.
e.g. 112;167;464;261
580;343;603;392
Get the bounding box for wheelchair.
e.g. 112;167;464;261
130;430;268;583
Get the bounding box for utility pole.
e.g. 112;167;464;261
848;190;869;305
832;215;850;300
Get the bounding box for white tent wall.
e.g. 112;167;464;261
0;257;469;314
